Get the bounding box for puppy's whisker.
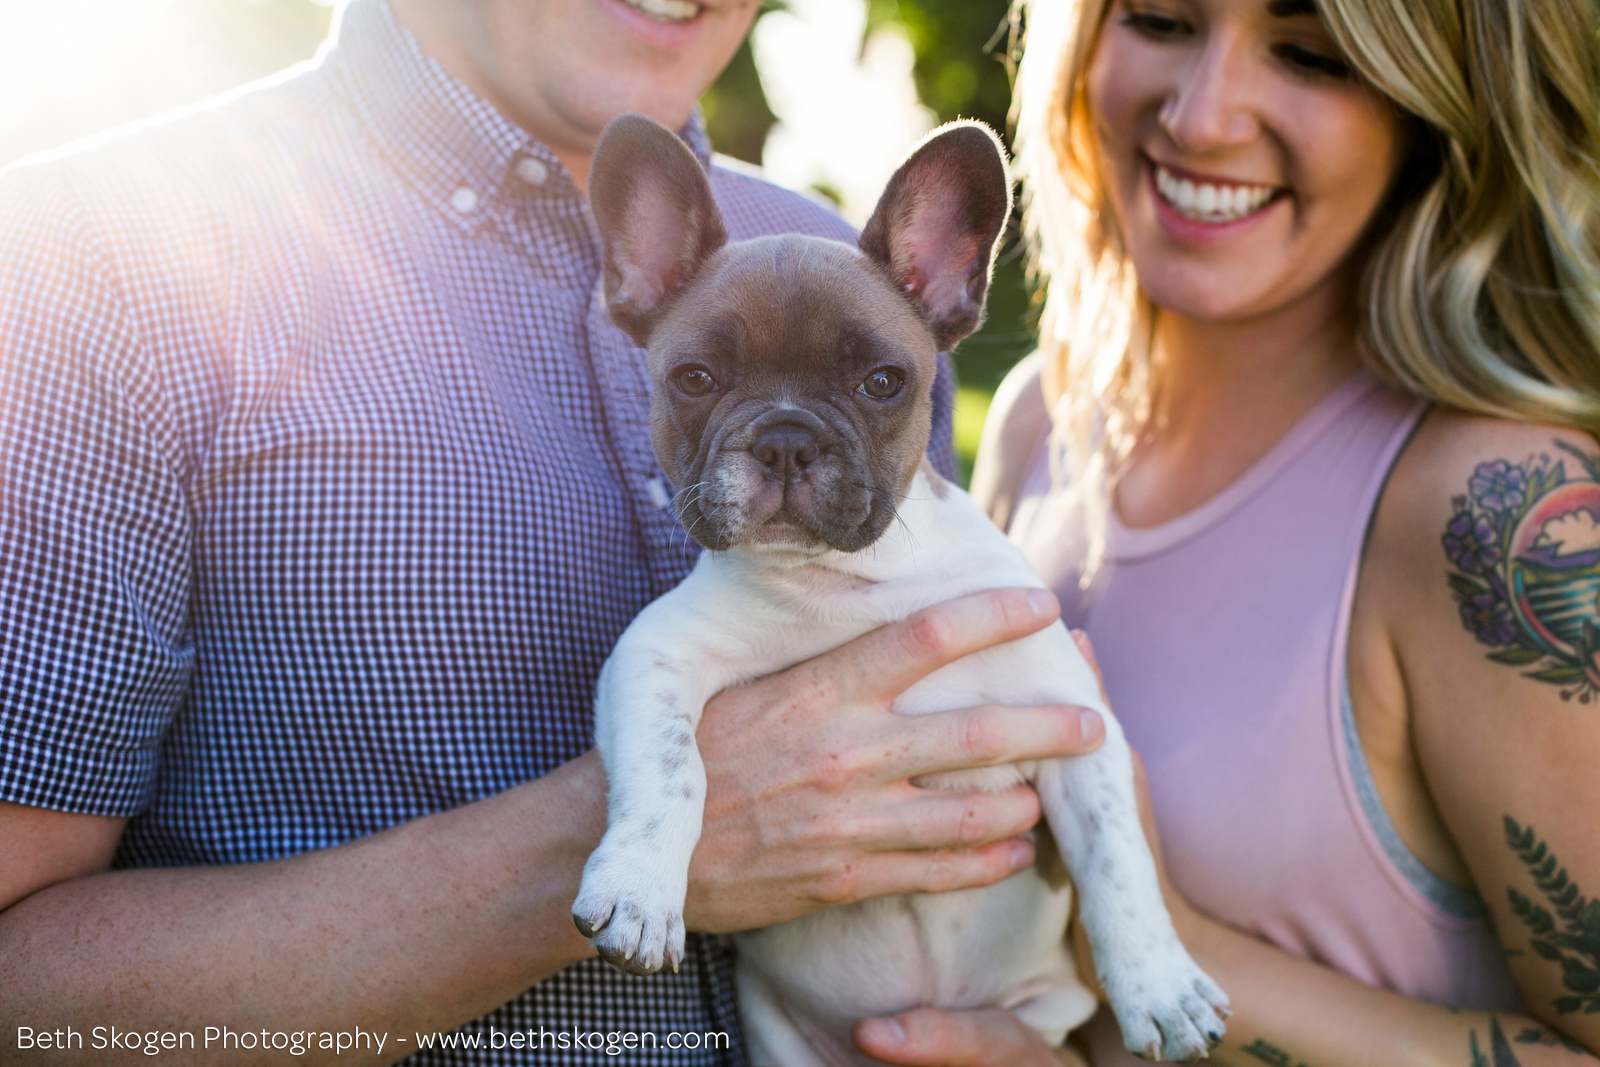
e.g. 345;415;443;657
671;482;707;510
665;482;710;550
859;482;918;555
677;484;717;548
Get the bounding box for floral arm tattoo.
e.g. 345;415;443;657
1445;441;1600;702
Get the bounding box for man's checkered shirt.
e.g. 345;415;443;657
0;1;956;1062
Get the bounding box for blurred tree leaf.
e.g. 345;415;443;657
700;35;777;166
867;0;1014;132
700;1;784;166
891;0;1033;401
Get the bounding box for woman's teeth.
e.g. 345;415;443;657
1154;165;1279;223
622;0;700;21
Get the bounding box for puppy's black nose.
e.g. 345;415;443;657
752;425;819;477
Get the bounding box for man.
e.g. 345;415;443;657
0;1;1101;1063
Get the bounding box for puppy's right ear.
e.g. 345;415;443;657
589;113;729;347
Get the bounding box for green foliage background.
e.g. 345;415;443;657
1;0;1034;477
702;0;1034;478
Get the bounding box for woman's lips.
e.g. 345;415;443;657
1144;159;1288;245
1152;161;1284;224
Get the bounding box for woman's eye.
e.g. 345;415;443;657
674;366;717;398
1274;43;1351;79
860;369;904;400
1119;10;1190;39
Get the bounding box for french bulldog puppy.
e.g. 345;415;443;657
572;113;1229;1065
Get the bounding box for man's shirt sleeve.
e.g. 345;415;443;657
928;352;958;483
0;169;195;815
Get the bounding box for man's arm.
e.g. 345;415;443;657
0;803;125;912
1;755;607;1066
2;590;1104;1066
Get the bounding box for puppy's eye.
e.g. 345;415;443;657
860;368;904;400
673;365;718;398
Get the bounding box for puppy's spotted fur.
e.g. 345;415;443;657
571;114;1229;1065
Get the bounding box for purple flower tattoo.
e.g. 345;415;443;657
1461;592;1517;647
1444;440;1600;703
1469;460;1528;513
1444;510;1500;572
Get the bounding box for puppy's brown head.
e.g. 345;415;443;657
589;114;1010;554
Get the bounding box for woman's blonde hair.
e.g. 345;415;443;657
1013;0;1600;564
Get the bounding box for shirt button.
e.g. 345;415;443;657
515;157;550;186
450;186;479;213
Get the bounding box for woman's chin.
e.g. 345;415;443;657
1135;275;1276;324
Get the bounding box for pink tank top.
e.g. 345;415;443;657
1004;369;1520;1057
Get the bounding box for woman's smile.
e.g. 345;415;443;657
1145;156;1286;246
1150;160;1281;224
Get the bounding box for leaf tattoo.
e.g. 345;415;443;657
1471;1018;1524;1067
1505;817;1600;1014
1444;441;1600;702
1242;1038;1312;1067
1514;1026;1587;1055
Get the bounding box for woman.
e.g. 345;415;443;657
855;0;1600;1063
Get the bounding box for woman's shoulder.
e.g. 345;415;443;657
1364;405;1600;705
969;351;1050;528
1371;409;1597;583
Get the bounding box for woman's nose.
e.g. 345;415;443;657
1158;32;1261;152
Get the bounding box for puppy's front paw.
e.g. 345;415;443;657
1103;943;1230;1062
572;843;687;977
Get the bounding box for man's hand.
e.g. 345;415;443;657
684;588;1106;933
854;1008;1088;1067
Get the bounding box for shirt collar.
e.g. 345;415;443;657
322;0;714;230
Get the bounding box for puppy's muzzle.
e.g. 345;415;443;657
695;405;873;551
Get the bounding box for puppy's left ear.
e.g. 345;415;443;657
859;122;1012;351
590;113;729;346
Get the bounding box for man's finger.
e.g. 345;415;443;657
854;1007;1055;1066
878;702;1104;781
834;786;1042;853
817;837;1036;907
815;589;1061;702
